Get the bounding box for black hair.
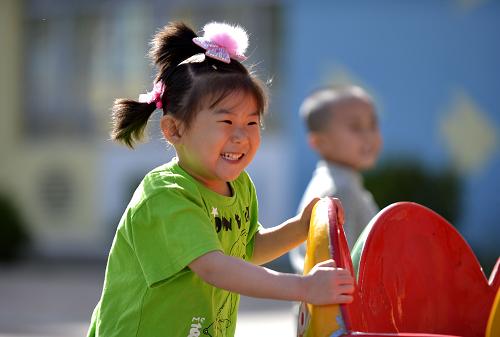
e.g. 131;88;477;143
299;85;373;133
111;21;268;148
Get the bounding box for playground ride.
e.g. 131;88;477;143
297;198;500;337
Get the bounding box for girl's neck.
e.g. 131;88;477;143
177;160;233;197
210;182;233;197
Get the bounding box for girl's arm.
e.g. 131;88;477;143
189;250;353;305
251;198;341;265
250;198;319;265
250;214;307;265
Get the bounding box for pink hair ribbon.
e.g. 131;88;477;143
192;22;248;64
138;81;165;109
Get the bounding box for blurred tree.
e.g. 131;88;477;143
364;158;462;226
0;194;29;262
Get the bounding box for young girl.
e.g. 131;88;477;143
87;21;354;337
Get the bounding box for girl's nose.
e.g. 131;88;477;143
231;127;247;143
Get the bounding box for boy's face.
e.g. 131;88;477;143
174;91;261;194
310;98;382;171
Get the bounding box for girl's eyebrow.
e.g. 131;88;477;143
213;108;260;117
213;108;232;115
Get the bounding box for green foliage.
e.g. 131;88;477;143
364;158;462;226
0;194;29;262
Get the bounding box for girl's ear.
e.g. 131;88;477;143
161;115;183;144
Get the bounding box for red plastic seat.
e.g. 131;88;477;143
302;198;499;337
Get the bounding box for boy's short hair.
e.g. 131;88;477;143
299;85;372;132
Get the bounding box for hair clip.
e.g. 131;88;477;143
193;22;248;64
138;81;165;109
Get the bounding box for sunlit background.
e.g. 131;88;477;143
1;0;499;336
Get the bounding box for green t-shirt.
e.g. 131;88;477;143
87;158;261;337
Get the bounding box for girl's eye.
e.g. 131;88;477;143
219;120;232;125
248;121;258;126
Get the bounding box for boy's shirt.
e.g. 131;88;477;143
88;158;261;337
290;160;378;273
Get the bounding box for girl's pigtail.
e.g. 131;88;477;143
110;99;156;148
110;22;200;149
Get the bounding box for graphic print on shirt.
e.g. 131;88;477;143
202;205;250;336
214;216;232;232
202;291;237;337
188;317;206;337
212;207;232;232
229;228;248;259
211;207;249;234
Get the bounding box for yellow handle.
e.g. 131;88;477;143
298;198;345;337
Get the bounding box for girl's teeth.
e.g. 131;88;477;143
222;153;242;160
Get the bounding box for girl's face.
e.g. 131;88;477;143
175;91;261;195
311;98;382;171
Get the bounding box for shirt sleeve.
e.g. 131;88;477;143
127;189;222;287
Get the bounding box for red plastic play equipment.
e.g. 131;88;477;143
298;198;500;337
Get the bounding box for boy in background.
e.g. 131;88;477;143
290;86;382;273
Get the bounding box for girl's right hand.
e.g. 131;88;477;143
302;259;354;305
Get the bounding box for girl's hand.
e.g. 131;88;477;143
302;259;354;305
299;197;345;238
298;197;320;237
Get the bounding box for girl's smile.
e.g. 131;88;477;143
221;152;243;160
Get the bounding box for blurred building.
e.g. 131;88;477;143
1;0;498;267
0;0;288;259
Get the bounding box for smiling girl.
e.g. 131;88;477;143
87;21;354;337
